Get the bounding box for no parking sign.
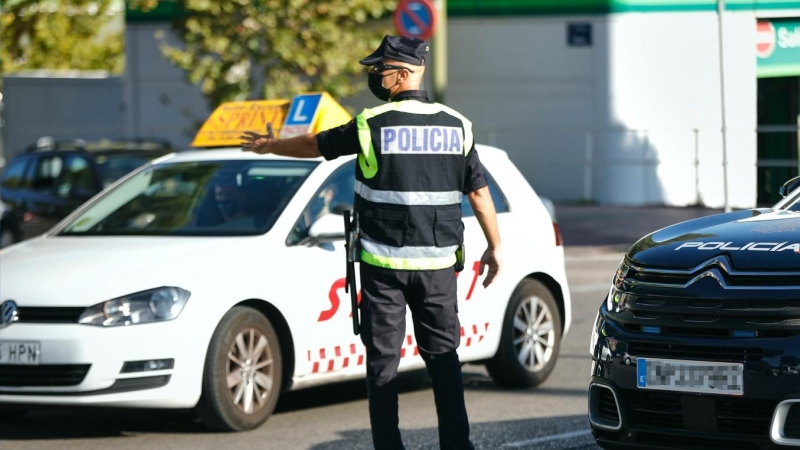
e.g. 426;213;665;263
394;0;437;41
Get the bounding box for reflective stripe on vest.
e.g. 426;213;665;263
361;250;457;271
354;180;462;206
361;238;458;259
355;101;474;180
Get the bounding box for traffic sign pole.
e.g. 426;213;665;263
432;0;447;104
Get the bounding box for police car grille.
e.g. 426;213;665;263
716;398;774;436
0;364;91;387
617;295;800;338
629;268;800;287
625;390;774;439
627;341;763;362
597;388;620;423
17;307;84;323
636;432;758;450
626;390;683;430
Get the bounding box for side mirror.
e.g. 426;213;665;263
779;176;800;198
308;213;345;242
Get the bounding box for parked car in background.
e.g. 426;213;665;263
0;137;173;247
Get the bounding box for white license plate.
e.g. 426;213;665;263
0;341;41;365
637;357;743;395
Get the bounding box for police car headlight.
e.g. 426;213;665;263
605;259;630;312
79;287;190;327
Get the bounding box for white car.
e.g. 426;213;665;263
0;145;572;431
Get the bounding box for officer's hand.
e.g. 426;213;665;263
479;247;502;288
240;122;276;154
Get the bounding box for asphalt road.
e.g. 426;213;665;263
0;245;625;450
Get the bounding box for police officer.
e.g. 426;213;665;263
241;35;502;450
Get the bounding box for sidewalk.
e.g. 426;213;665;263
555;204;724;253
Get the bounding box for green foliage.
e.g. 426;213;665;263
129;0;397;108
1;0;125;75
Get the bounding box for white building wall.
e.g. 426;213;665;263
448;12;759;208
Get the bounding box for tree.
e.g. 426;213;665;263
128;0;397;108
1;0;125;75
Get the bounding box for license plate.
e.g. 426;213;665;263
637;357;743;395
0;341;41;365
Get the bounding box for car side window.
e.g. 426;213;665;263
29;155;64;194
0;158;31;189
56;155;97;199
287;161;355;245
461;169;510;217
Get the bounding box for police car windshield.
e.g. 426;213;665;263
59;160;317;237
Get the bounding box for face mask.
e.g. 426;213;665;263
368;72;392;101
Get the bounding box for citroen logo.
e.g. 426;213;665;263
0;300;19;329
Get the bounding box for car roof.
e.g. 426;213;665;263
156;144;508;165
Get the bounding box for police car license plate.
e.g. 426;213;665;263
0;341;40;365
637;357;743;395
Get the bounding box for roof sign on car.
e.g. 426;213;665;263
191;92;351;148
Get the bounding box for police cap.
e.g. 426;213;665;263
359;35;429;66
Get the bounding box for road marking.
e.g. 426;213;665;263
570;283;612;294
502;429;593;448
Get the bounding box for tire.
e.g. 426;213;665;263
486;279;562;388
0;229;16;248
196;306;283;431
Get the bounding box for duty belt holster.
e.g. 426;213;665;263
455;244;465;272
343;211;361;335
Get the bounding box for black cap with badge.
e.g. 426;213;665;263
360;35;429;66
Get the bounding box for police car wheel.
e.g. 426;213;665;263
197;306;282;431
486;279;562;388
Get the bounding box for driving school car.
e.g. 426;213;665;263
0;144;572;431
589;176;800;450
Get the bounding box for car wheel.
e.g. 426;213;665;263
197;306;282;431
486;279;562;388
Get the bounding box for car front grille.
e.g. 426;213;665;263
623;389;774;438
598;387;620;423
636;432;758;450
627;341;763;362
0;364;91;387
16;307;84;323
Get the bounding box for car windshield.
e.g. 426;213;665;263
59;159;317;236
94;152;169;188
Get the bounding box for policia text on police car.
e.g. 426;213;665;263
241;36;502;450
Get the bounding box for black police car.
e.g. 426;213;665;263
0;137;172;247
589;176;800;450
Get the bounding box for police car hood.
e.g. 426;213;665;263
627;209;800;271
0;236;245;307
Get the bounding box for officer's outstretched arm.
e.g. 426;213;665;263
467;186;502;288
240;122;322;158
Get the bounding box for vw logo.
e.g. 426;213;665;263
0;300;19;329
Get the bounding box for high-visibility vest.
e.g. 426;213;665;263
354;100;474;271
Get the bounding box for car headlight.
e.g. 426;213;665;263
605;259;630;312
79;287;190;327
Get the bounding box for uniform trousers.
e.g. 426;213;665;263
359;263;474;450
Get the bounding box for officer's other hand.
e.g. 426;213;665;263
240;122;276;154
479;247;502;288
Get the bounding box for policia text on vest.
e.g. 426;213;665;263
240;35;502;450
